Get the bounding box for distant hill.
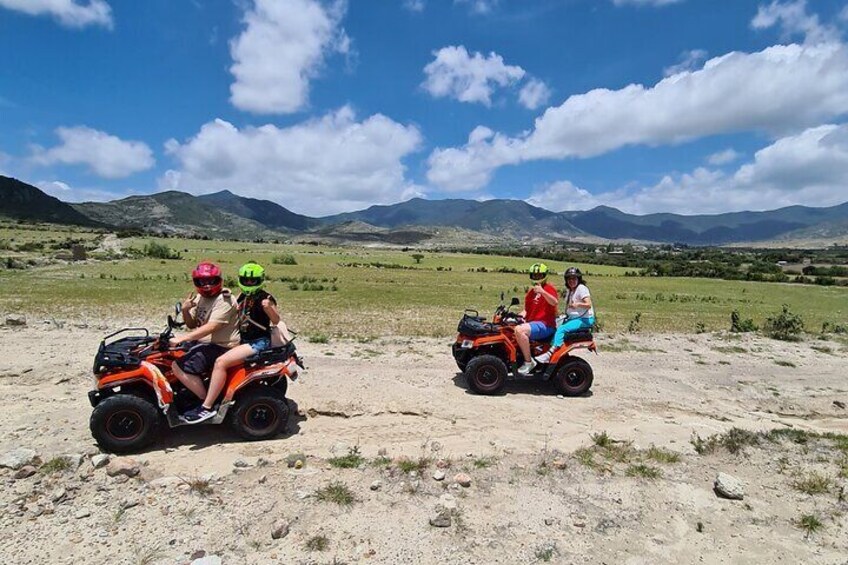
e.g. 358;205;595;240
323;198;586;238
0;176;103;227
3;176;848;246
198;190;320;232
73;191;276;240
563;203;848;245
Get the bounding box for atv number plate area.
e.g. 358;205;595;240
461;340;474;349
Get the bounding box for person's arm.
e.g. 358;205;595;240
570;288;592;309
534;284;559;306
171;320;226;345
263;298;292;342
181;293;198;329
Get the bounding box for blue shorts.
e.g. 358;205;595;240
528;321;555;341
244;337;271;353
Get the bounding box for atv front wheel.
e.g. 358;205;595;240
465;354;507;395
230;388;290;441
554;357;594;397
90;394;162;454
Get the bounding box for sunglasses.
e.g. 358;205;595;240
193;277;221;287
529;273;547;280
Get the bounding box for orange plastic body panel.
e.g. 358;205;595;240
222;361;289;402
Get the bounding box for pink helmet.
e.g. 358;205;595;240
191;262;223;297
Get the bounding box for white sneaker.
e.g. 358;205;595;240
517;360;536;375
534;350;553;364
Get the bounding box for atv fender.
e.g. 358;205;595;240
91;362;174;408
223;362;289;403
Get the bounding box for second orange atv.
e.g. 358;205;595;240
88;310;303;453
452;297;596;396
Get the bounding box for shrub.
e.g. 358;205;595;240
142;241;181;260
730;310;758;333
763;305;804;341
272;254;297;265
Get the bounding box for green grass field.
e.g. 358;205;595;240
2;231;846;338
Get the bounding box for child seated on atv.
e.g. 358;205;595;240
534;267;594;364
180;261;292;424
515;263;558;375
171;262;240;417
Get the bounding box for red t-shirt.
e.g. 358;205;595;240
524;282;558;327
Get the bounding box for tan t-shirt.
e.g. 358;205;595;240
191;290;239;348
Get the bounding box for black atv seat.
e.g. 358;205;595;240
457;314;499;337
244;342;296;369
563;329;594;343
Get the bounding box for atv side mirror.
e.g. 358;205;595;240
510;297;520;306
500;292;505;302
174;302;181;316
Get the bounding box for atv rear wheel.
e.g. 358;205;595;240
465;354;507;395
230;388;290;441
90;394;162;454
554;357;594;397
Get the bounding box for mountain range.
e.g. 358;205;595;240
2;175;847;246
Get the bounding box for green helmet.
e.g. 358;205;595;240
529;262;549;283
238;262;265;294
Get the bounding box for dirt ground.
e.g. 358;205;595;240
1;320;846;564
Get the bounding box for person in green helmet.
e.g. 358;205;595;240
181;261;292;424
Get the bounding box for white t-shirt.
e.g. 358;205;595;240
565;284;594;319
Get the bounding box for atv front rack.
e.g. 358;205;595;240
93;328;155;375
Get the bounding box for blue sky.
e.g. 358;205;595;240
1;0;848;217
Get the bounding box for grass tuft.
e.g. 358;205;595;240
315;482;355;506
304;535;329;552
646;446;681;464
792;472;833;495
396;457;430;473
796;514;824;535
625;464;662;479
40;457;71;474
180;475;213;496
328;446;365;469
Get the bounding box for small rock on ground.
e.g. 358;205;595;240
370;480;382;491
271;521;290;539
5;314;26;326
433;470;446;481
454;472;472;487
91;454;110;469
714;472;745;500
106;458;140;478
13;465;38;479
0;448;40;470
429;509;451;528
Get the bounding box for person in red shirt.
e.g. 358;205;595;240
515;263;558;375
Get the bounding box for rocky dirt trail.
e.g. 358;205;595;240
1;319;846;564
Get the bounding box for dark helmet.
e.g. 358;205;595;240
564;266;583;285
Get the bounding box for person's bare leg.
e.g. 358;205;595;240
172;362;207;400
515;324;532;364
203;344;254;409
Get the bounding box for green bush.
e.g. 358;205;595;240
272;254;297;265
142;241;181;260
763;305;804;341
730;310;758;333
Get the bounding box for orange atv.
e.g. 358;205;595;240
88;310;303;453
452;296;596;396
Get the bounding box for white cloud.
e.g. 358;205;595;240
611;0;683;6
38;179;135;203
664;49;708;76
229;0;349;115
526;181;601;212
160;106;424;216
840;5;848;22
527;125;848;214
403;0;425;12
422;45;525;106
30;126;154;179
427;42;848;191
0;0;112;28
752;0;839;44
707;149;741;166
518;78;551;110
454;0;497;14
